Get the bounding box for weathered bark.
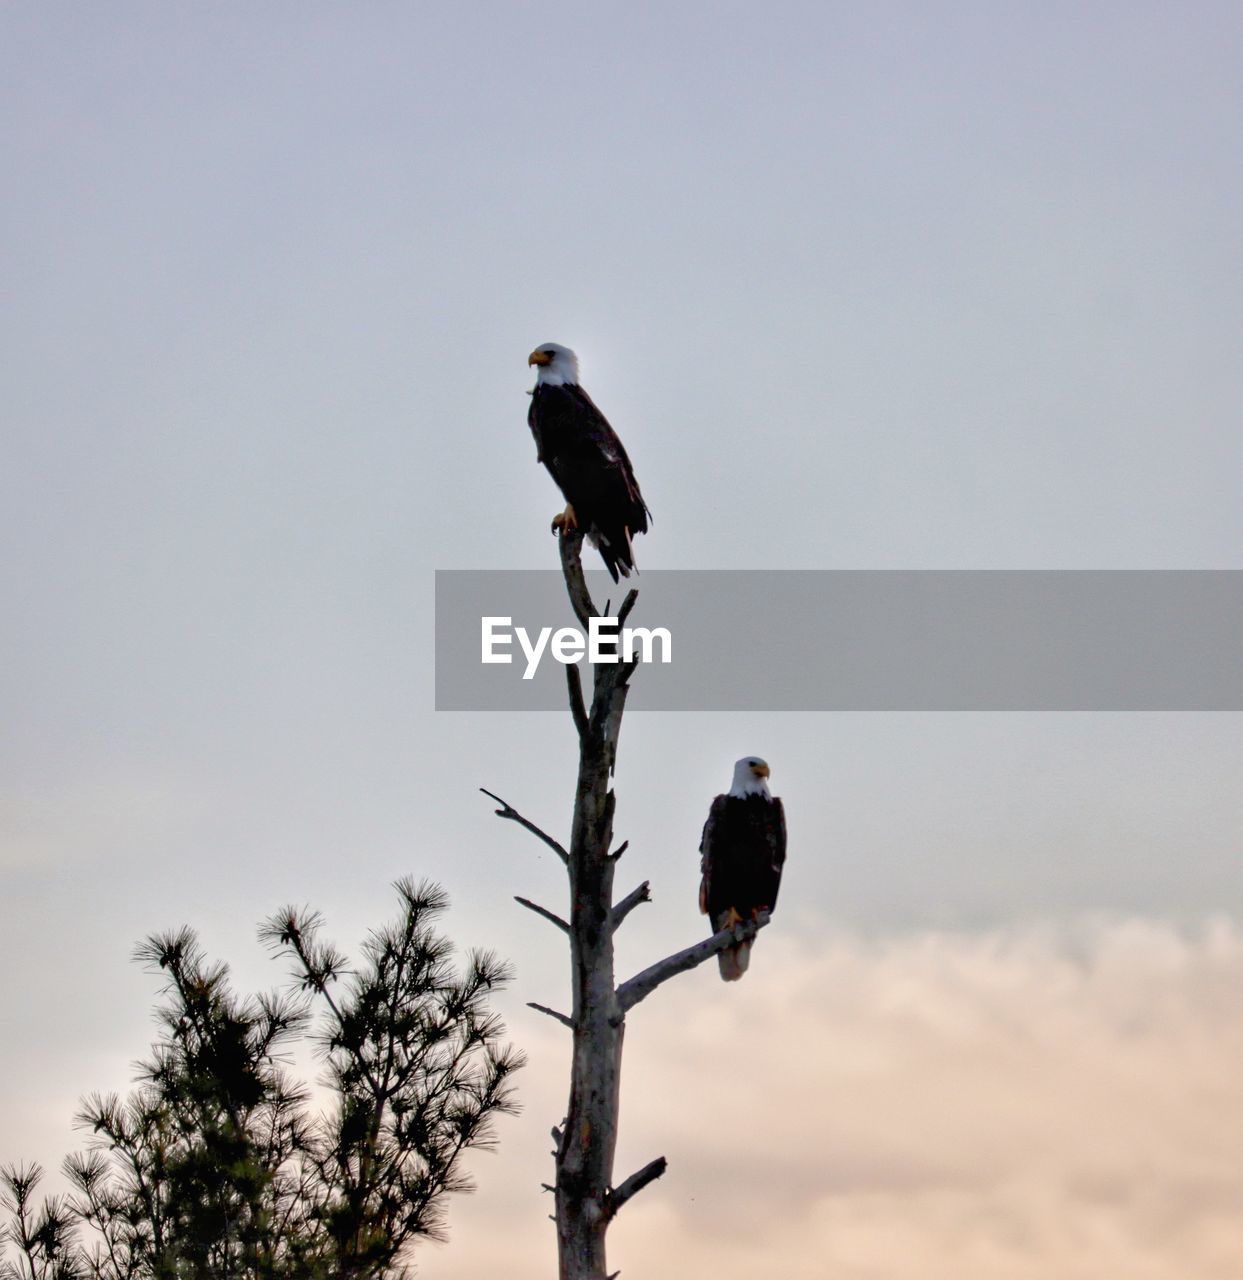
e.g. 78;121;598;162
553;528;633;1278
486;527;770;1280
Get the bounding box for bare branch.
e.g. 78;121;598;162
480;788;570;866
566;662;589;739
616;913;772;1013
528;1002;574;1029
616;588;639;630
608;840;630;862
515;896;570;934
610;881;650;930
605;1156;668;1220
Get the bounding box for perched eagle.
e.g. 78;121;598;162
699;757;787;982
527;343;650;582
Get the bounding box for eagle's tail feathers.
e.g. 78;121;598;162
717;940;752;982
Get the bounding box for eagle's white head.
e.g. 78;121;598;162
528;342;581;388
729;756;772;799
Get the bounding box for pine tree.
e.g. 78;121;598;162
2;879;523;1280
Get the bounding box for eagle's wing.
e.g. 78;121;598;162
698;794;728;916
529;386;650;524
765;796;787;913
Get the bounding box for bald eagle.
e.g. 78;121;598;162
699;757;787;981
527;343;650;582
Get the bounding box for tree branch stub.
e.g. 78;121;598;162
529;1003;574;1030
610;881;650;930
514;896;571;934
566;663;589;739
605;1156;668;1220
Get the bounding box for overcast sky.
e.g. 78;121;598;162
4;4;1243;1276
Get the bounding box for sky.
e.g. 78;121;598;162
3;2;1243;1276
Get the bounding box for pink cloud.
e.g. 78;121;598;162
431;916;1243;1279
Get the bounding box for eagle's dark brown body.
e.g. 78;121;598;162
528;381;650;582
699;792;787;981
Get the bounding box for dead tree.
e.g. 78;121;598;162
484;527;769;1280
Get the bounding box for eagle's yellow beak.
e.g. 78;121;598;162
528;349;552;367
751;761;771;779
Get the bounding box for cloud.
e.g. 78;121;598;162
431;916;1243;1279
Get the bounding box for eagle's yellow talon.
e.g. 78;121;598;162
551;504;578;535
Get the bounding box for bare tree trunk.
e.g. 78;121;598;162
486;528;769;1280
553;528;632;1278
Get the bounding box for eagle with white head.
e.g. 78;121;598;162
527;343;650;582
698;757;787;981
